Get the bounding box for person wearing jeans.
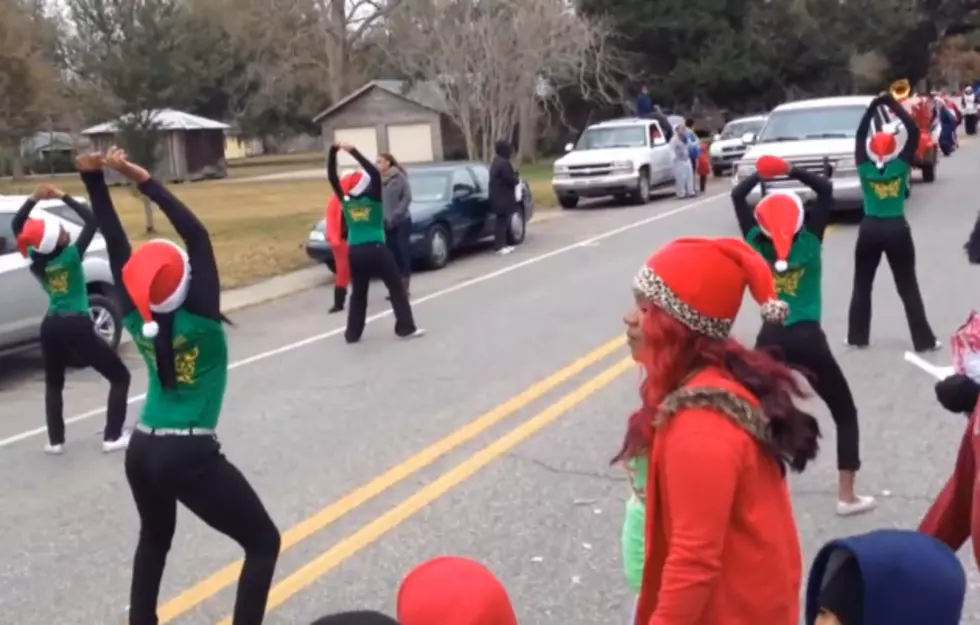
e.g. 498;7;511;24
379;152;413;298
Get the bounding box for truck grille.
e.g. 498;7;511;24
568;163;613;178
722;146;744;154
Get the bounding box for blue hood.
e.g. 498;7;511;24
805;530;965;625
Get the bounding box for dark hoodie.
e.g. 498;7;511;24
805;530;965;625
489;140;519;215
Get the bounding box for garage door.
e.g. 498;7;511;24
386;123;434;163
333;127;378;169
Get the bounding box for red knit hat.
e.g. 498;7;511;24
397;556;517;625
341;170;369;200
121;239;191;338
633;237;788;338
754;192;804;273
16;216;61;257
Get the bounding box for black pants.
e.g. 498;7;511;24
346;242;417;342
125;430;280;625
966;114;977;135
757;321;860;471
493;209;514;251
846;216;936;350
385;218;412;278
41;313;130;445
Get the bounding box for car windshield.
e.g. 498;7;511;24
575;126;648;150
721;119;765;139
756;105;867;142
408;171;450;202
39;203;86;226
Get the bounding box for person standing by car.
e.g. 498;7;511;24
379;153;413;298
670;124;695;198
12;177;131;455
328;141;425;343
490;139;520;256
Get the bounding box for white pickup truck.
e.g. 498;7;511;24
551;117;678;209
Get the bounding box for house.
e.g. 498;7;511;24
19;131;82;174
224;126;265;160
81;109;230;182
312;79;465;169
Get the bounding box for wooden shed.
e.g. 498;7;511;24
312;80;466;169
81;110;231;183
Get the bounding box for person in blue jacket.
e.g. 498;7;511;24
805;529;965;625
938;99;958;156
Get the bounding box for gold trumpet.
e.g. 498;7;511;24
890;78;912;101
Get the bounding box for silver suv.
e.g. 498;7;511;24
0;197;123;358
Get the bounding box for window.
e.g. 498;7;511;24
0;213;14;255
720;119;766;139
451;167;476;191
469;164;490;191
575;125;648;150
408;171;451;202
40;202;85;226
756;105;867;142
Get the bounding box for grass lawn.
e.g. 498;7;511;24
0;154;557;289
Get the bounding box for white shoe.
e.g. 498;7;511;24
403;328;427;339
843;339;868;349
102;431;131;453
917;340;942;353
836;495;877;517
44;443;65;455
497;246;515;256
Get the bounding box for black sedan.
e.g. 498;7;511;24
306;161;533;271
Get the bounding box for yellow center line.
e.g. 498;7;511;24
155;335;627;623
214;356;636;624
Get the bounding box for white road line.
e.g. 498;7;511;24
0;192;725;449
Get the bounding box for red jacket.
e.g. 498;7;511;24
697;141;711;176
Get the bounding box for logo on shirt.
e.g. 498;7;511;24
348;206;372;222
46;267;69;294
869;178;902;199
774;268;804;297
134;335;200;385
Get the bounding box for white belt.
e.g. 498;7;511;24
136;423;216;437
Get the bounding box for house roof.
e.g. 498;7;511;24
312;79;448;124
20;131;76;153
82;109;230;135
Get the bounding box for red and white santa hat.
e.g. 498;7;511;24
121;239;191;338
633;236;788;338
16;216;61;257
397;556;518;625
754;191;804;272
866;130;900;168
340;170;370;200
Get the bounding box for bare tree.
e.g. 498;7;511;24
386;0;621;162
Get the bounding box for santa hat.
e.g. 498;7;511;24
866;130;899;168
121;239;191;338
754;191;804;272
16;216;61;257
341;170;370;200
633;237;789;338
308;611;400;625
397;556;517;625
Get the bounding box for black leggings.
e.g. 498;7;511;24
966;114;978;135
125;430;281;625
493;209;513;251
846;216;936;350
40;313;130;445
345;242;417;343
757;321;860;472
385;219;412;278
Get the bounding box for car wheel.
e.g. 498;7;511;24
325;258;336;274
631;169;651;205
425;224;451;270
558;195;579;209
921;162;936;182
89;293;122;350
507;209;526;245
712;166;726;178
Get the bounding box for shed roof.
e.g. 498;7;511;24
312;80;448;124
82;109;230;135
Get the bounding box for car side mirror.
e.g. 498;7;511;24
564;142;574;152
712;133;721;141
741;132;755;144
452;183;475;199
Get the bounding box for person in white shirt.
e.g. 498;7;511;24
961;86;977;135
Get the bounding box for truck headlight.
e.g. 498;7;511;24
735;161;755;177
554;164;570;175
836;157;856;170
611;160;633;173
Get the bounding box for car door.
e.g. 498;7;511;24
0;211;49;344
449;166;487;244
467;164;496;238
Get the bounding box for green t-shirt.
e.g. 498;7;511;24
124;308;229;429
30;244;90;315
858;159;909;218
621;455;648;594
747;227;822;326
342;195;385;245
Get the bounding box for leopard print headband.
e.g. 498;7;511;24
633;266;733;339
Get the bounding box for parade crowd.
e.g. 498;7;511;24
12;83;980;625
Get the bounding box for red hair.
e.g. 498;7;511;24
614;305;820;474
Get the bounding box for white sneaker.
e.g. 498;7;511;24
103;431;131;453
917;340;942;353
44;443;65;455
402;328;427;339
843;339;868;349
836;495;877;517
497;246;515;256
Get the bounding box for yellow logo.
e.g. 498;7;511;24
774;268;804;297
348;206;372;222
869;178;901;199
175;346;200;385
46;269;69;294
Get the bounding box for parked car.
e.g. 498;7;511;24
0;197;124;357
306;161;534;272
551;117;676;209
731;96;908;212
708;115;768;176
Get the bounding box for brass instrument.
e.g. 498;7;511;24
890;78;912;101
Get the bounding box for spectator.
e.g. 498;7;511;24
685;118;700;174
636;87;653;118
397;556;518;625
378;152;413;298
670;124;695;198
489;140;519;256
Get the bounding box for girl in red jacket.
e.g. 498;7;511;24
697;139;712;192
325;176;355;313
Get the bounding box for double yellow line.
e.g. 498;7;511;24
151;335;633;624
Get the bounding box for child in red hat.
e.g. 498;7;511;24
79;148;281;625
397;556;518;625
326;179;352;314
618;236;820;625
10;175;131;455
731;154;874;517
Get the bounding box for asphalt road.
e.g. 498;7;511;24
2;151;980;625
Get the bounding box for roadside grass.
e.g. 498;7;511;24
0;155;557;288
